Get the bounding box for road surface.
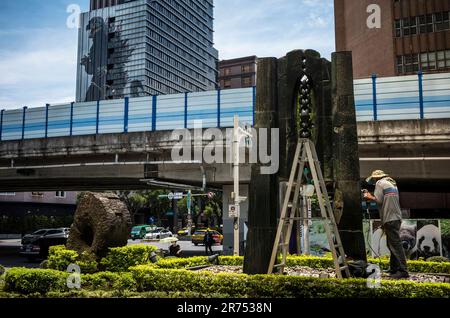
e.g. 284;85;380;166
0;238;223;269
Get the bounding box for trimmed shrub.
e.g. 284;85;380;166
130;266;251;297
39;260;49;269
42;290;230;299
0;265;5;276
4;268;136;295
4;266;450;298
100;244;158;272
129;266;450;298
4;268;69;295
150;255;450;274
427;256;450;263
154;256;242;269
81;272;136;292
46;246;98;274
46;246;77;271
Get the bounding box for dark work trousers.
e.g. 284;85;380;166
205;243;213;256
383;220;408;273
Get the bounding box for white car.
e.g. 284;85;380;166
145;228;173;240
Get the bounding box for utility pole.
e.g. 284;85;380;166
231;115;251;256
187;190;192;236
232;116;240;256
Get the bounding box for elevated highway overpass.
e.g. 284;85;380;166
0;118;449;192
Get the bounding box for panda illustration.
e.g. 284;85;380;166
415;224;442;259
371;222;417;259
400;224;417;259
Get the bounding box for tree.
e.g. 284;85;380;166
115;191;147;223
145;190;171;226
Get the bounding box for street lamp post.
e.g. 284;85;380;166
231;115;252;256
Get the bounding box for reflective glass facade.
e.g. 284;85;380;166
76;0;218;102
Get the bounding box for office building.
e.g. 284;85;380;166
218;56;257;89
334;0;450;78
76;0;218;102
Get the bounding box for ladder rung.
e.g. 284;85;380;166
282;217;326;221
274;263;285;268
279;243;289;247
340;266;348;271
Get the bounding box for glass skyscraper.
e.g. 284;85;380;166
76;0;218;102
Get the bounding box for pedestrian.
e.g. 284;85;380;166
204;230;214;256
169;241;182;257
363;170;409;279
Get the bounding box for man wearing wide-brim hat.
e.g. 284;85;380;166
363;170;409;279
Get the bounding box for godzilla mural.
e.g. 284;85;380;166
80;16;144;102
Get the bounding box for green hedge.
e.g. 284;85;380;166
0;290;230;299
81;272;136;292
154;256;241;269
46;245;159;273
3;268;135;295
44;245;450;275
100;244;158;272
4;266;450;298
152;255;450;274
47;246;98;274
4;268;69;295
129;266;450;298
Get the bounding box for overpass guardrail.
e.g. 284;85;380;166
1;71;450;142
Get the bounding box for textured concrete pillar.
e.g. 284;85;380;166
243;58;279;274
331;51;367;261
277;49;333;181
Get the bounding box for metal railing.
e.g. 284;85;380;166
355;72;450;121
0;87;256;141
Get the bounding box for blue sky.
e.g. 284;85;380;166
0;0;335;110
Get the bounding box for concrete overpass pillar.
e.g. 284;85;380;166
222;184;249;255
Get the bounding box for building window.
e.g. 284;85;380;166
55;191;66;198
418;14;433;34
435;11;450;31
242;64;252;73
0;192;15;196
402;17;417;36
241;76;252;87
394;20;401;37
224;79;231;88
223;68;231;76
32;192;44;197
396;56;404;74
396;54;419;74
420;50;450;71
395;12;450;37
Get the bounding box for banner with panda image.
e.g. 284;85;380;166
294;219;450;260
369;219;448;260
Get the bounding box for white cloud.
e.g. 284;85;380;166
0;28;78;110
0;1;336;110
214;0;335;60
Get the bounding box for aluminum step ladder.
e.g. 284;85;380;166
267;138;351;279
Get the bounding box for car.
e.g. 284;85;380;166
144;228;173;240
130;225;154;240
192;229;223;246
177;226;195;236
20;228;70;260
